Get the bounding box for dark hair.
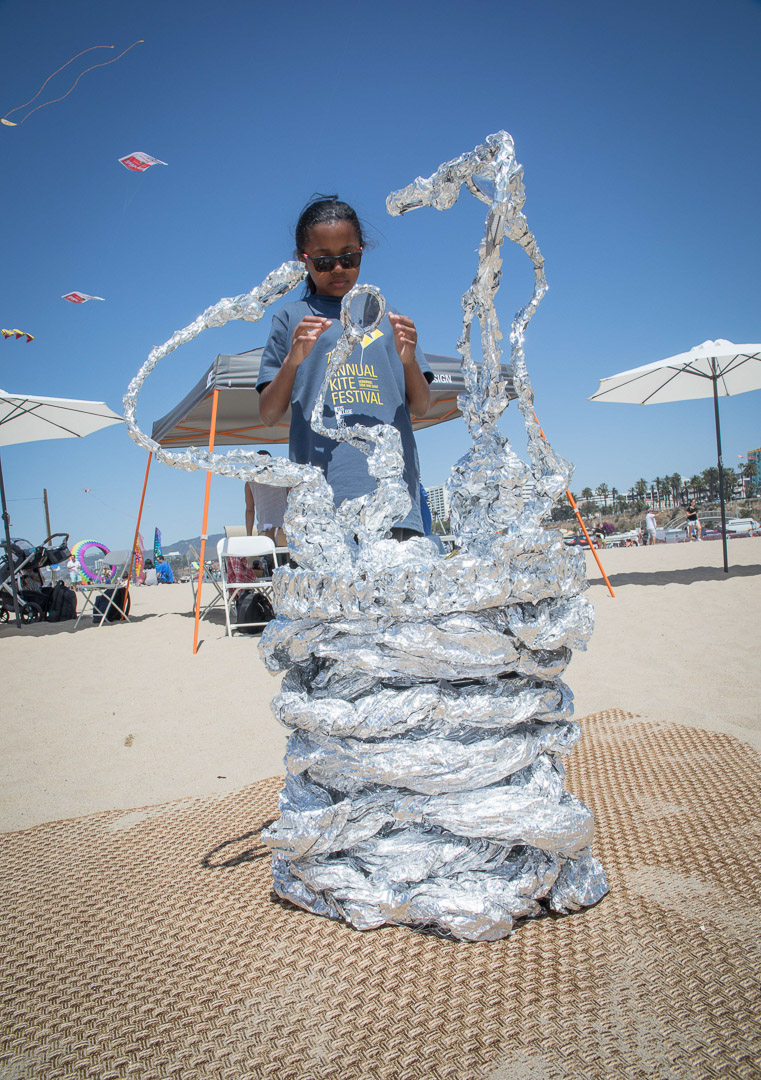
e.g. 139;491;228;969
294;194;367;295
256;449;271;457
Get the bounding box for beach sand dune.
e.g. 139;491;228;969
2;537;759;832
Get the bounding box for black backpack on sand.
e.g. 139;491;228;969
234;591;275;633
47;582;77;622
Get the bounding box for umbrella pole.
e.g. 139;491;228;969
711;363;729;573
532;412;615;598
193;388;220;654
0;452;23;626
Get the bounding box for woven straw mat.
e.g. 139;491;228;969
2;710;760;1080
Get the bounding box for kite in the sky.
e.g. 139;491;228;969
1;329;34;342
118;151;167;172
1;41;143;127
62;292;105;304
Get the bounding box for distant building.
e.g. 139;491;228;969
426;484;449;521
747;448;761;495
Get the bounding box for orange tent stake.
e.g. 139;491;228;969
124;451;152;609
533;412;615;599
192;388;220;654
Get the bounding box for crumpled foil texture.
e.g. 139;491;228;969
125;130;607;941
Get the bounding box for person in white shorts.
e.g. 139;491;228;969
686;500;701;540
645;507;659;545
66;554;79;588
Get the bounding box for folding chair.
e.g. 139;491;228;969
190;563;225;621
217;536;276;636
74;559;132;629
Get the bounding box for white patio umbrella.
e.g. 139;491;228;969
588;339;761;572
0;390;124;624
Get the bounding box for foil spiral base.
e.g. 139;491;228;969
261;521;608;942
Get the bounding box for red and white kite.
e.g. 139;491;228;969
62;292;105;304
118;151;167;172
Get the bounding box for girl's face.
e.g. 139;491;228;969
300;220;362;298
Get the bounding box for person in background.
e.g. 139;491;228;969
245;449;289;546
67;553;79;590
156;555;174;583
645;506;660;545
686;499;702;541
143;559;158;586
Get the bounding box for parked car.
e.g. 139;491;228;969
725;517;760;536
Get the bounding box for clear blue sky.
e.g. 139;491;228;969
2;0;759;548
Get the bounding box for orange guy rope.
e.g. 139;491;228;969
124;451;152;608
533;412;615;599
192;389;220;654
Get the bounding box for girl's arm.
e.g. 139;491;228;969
389;313;431;417
258;316;332;426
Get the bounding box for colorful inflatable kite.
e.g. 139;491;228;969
1;329;34;342
70;540;116;584
118;151;167;172
132;532;145;583
1;42;143;128
62;292;105;304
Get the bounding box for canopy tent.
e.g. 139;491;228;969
151;349;515;448
140;349;516;652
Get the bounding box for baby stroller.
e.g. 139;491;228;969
0;533;70;623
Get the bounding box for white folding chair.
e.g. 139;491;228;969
190;563;225;622
217;536;276;636
273;546;291;568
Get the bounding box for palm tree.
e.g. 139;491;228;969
690;474;707;502
703;467;719;500
721;466;738;500
597;483;609;509
665;473;679;506
634;478;648;501
741;460;758;497
581;486;594;502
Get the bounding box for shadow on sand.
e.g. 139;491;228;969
588;563;761;588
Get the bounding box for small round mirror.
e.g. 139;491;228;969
341;284;385;337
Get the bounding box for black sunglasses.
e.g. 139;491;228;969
302;250;363;273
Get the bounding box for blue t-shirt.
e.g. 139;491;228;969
156;561;174;583
257;293;432;533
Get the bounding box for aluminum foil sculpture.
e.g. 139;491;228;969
125;131;608;941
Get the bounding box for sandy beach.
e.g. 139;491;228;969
2;536;759;832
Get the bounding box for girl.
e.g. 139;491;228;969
257;196;432;538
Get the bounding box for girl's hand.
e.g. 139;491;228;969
389;313;418;367
287;316;332;367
